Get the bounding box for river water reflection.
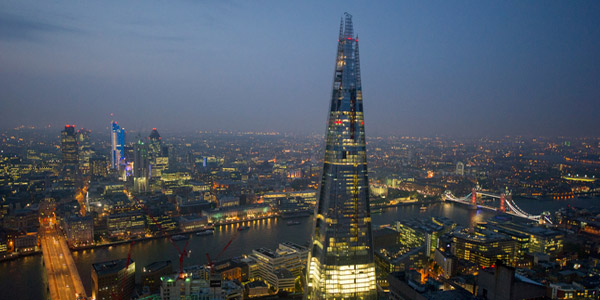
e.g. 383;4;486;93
3;197;600;298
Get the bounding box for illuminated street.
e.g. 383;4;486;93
41;225;87;300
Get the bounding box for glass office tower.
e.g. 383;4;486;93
306;13;377;300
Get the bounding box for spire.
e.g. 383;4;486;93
343;12;354;39
338;16;344;41
149;128;160;141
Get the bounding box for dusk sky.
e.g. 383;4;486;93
1;1;599;137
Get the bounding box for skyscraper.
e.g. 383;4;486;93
61;125;79;185
148;128;161;156
148;128;169;178
133;139;150;193
110;121;126;170
306;13;377;299
77;128;93;175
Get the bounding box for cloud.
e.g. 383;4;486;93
0;12;83;41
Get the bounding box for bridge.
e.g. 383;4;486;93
41;224;87;300
444;188;553;224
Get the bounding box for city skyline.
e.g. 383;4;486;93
2;3;600;300
1;1;600;137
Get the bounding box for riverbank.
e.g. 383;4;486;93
371;199;441;212
71;215;278;252
0;250;41;263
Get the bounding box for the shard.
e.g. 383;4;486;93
306;13;377;300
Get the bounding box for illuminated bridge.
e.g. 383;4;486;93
41;224;87;300
444;188;553;224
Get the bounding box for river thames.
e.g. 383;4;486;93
2;197;599;300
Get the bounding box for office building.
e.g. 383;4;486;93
251;242;307;292
142;260;173;294
61;125;79;184
133;139;150;193
159;274;242;300
110;121;126;170
477;263;546;300
91;156;108;178
148;128;169;178
451;230;517;268
77;128;93;175
387;271;476;300
64;215;94;247
107;211;146;238
306;13;377;299
92;258;135;300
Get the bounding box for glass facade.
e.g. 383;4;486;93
61;125;79;185
306;13;377;300
110;121;126;169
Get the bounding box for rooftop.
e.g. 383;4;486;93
93;258;132;276
144;260;172;273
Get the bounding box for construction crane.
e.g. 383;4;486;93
113;191;195;300
129;193;192;278
205;226;242;274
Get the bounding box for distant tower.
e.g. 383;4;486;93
306;13;377;299
133;139;150;193
456;161;464;176
61;125;79;185
148;128;169;178
77;128;92;175
110;121;126;169
148;128;162;157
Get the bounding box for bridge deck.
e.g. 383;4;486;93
41;225;87;300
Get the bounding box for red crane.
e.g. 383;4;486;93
113;192;195;300
129;194;192;278
205;226;242;274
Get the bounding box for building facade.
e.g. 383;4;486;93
92;258;135;300
110;121;126;170
306;13;377;299
134;140;150;193
64;215;94;247
61;125;79;185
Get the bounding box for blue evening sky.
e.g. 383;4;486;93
1;1;599;137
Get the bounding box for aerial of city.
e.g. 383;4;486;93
1;2;600;300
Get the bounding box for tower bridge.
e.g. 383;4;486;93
444;188;553;224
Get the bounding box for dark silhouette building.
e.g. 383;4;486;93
61;125;79;185
133;139;150;193
477;263;546;300
92;258;135;300
142;260;172;294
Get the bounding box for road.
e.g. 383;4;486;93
41;225;87;300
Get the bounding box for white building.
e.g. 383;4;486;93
160;274;242;300
250;242;307;292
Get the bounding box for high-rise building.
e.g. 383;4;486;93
148;128;169;178
306;13;377;299
61;125;79;185
77;128;93;175
148;128;162;156
91;156;108;178
110;121;126;170
133;140;150;193
456;161;465;176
